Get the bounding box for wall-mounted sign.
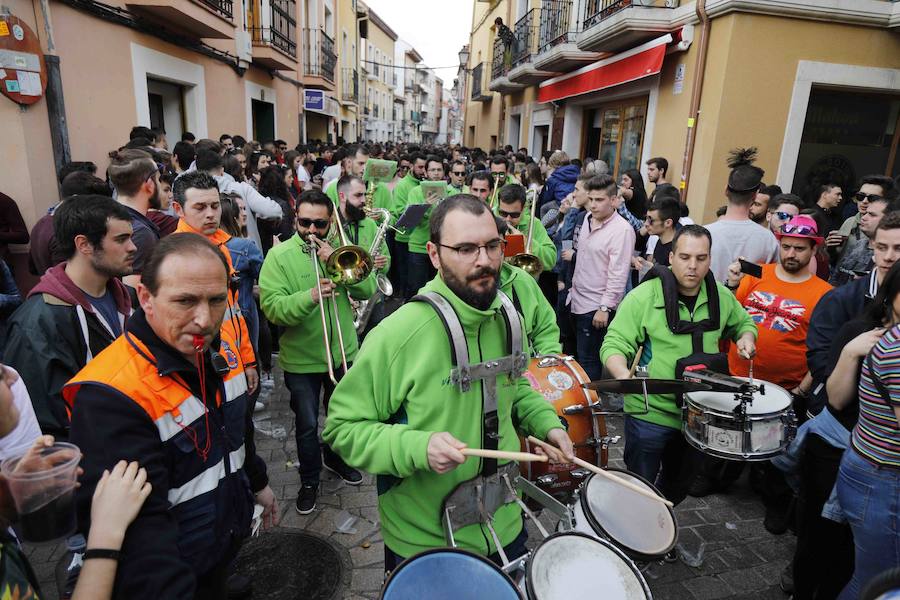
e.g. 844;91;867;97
304;89;324;111
0;14;46;106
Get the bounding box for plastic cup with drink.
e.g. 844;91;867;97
1;441;81;544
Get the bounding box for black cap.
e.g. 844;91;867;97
726;147;764;194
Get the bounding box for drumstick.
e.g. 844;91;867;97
526;436;674;508
461;448;548;463
628;347;644;378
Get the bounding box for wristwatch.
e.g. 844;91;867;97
599;305;610;313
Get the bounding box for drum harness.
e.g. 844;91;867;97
412;290;562;569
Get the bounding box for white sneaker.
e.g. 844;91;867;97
254;401;265;412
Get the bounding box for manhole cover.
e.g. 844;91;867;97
233;530;345;599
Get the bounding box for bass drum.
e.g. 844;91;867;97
381;548;522;600
520;355;607;498
522;532;652;600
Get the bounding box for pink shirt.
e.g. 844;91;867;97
568;211;635;314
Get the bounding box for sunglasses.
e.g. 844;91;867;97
297;218;330;229
774;211;793;221
781;223;817;236
498;209;522;219
854;192;883;203
451;171;466;176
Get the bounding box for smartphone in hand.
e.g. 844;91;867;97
739;259;763;278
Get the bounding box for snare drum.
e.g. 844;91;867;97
570;469;677;561
522;532;651;599
684;378;795;460
381;548;522;600
520;354;607;496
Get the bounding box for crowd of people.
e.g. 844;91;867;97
0;124;898;599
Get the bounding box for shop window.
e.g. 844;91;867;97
792;87;900;205
584;97;647;180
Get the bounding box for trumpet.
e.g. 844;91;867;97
354;208;393;333
507;188;543;278
309;205;374;384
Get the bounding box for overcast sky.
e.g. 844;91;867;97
365;0;473;89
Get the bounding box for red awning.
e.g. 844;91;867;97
538;34;672;104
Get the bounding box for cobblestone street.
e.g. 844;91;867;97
25;369;795;599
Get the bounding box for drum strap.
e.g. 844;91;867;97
646;265;721;340
412;290;527;476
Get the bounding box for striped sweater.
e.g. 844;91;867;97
854;324;900;468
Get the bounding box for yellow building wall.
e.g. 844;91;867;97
463;0;510;149
686;13;900;223
366;21;394;118
336;0;359;140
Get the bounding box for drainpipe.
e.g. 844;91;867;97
679;0;710;205
35;0;71;181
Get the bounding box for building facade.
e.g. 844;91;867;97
462;0;900;222
359;4;396;142
395;41;424;143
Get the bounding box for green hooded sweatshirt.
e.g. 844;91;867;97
258;233;376;374
406;184;462;254
392;173;421;243
501;211;557;272
499;262;561;355
599;275;757;430
322;276;563;558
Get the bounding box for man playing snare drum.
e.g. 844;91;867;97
323;195;574;571
600;225;756;506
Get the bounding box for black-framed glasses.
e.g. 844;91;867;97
498;209;521;219
439;239;506;261
855;192;883;203
774;211;793;221
297;218;330;229
451;171;466;176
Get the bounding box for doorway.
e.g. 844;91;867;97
147;78;185;142
532;124;549;158
584;96;648;180
792;87;900;205
508;114;521;150
252;99;275;142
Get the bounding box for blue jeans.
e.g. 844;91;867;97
571;311;610;382
407;251;436;298
624;416;701;506
283;371;345;486
836;448;900;600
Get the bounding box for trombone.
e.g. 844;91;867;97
309;204;374;384
489;172;504;211
507;188;543;278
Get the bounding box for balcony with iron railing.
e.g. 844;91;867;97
469;62;491;102
125;0;235;38
247;0;297;70
341;67;359;104
534;0;606;71
507;8;558;84
302;28;337;89
578;0;680;53
488;36;525;94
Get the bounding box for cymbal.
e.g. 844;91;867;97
583;378;712;394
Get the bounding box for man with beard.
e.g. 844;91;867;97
405;156;462;296
323;194;574;569
325;146;393;215
4;195;135;439
107;149;165;288
390;152;427;299
259;190;378;514
335;175;390;332
726;215;832;394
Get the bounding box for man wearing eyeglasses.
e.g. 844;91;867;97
323;194;574;571
259;190;378;516
496;184;556;273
